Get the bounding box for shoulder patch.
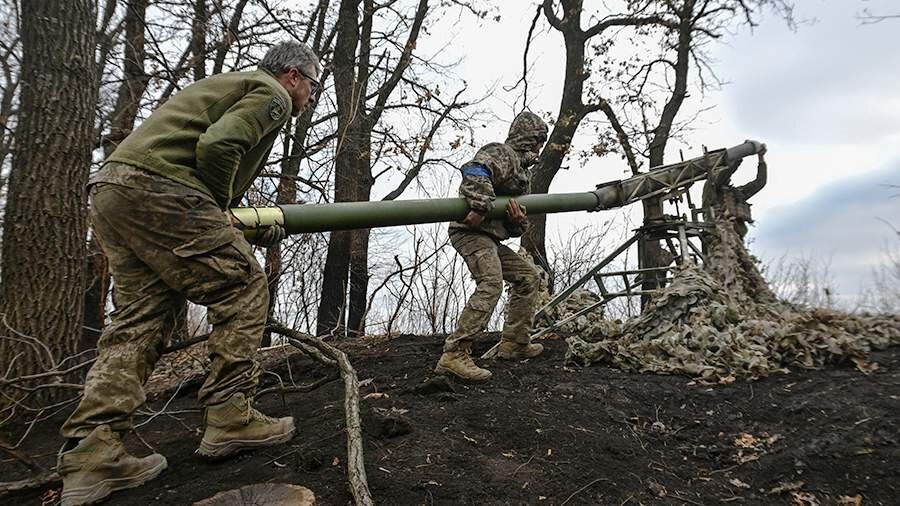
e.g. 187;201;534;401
268;96;287;121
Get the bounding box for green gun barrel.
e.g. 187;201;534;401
231;140;763;235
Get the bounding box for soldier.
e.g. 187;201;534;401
434;112;549;381
56;42;322;505
702;144;768;239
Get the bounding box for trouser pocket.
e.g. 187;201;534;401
171;226;254;304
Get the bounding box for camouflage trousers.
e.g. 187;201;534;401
444;230;539;353
61;165;268;438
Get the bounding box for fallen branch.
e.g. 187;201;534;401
256;372;339;398
0;471;60;495
267;322;373;506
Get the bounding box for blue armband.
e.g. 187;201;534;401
462;165;491;178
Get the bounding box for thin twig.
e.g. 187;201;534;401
512;454;535;476
561;478;607;506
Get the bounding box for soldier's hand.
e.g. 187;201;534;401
463;211;485;228
507;199;527;225
758;143;767;160
228;210;243;229
252;224;286;248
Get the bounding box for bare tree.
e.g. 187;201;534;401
316;0;430;336
263;0;338;346
519;0;668;284
520;0;792;302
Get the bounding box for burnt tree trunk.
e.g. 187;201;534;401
0;0;97;402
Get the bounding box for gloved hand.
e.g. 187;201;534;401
251;224;286;248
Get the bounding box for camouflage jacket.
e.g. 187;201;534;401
449;112;548;241
99;69;291;210
702;160;767;223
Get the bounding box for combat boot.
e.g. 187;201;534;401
58;424;167;506
497;340;544;360
434;348;492;381
197;392;295;458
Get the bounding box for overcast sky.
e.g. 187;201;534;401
404;0;900;305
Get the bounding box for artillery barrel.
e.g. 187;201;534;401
232;140;763;235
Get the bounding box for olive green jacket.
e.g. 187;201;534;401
103;69;291;209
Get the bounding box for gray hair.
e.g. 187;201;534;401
259;41;322;79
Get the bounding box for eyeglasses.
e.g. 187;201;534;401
296;68;321;95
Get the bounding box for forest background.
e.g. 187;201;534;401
0;0;897;404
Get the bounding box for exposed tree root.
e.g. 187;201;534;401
267;322;373;506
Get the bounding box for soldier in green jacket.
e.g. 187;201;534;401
57;42;322;506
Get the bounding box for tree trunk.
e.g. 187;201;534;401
191;0;207;81
317;0;363;337
347;222;371;336
523;1;588;290
0;0;97;403
317;0;425;336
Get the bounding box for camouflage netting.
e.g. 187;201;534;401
561;219;900;380
529;266;621;339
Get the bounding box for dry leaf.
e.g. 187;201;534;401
331;456;340;466
363;392;389;400
851;357;879;374
719;374;736;385
734;433;759;448
790;490;819;506
768;481;804;495
647;480;667;497
735;452;760;464
729;478;750;489
837;495;862;506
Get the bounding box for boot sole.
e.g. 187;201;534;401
60;458;167;506
197;426;296;459
433;364;492;381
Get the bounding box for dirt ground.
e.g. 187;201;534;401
3;333;898;505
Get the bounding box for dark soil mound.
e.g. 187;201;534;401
4;334;898;505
